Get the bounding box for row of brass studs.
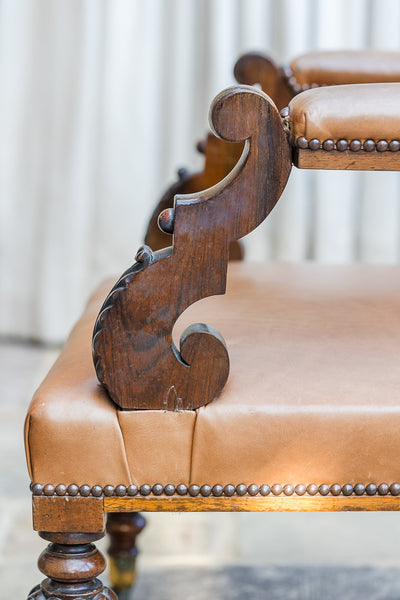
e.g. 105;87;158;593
294;136;400;152
31;482;400;497
279;107;400;153
281;66;325;94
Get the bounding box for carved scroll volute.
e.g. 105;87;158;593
234;52;293;110
93;86;292;410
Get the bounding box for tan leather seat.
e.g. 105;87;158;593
290;50;400;88
25;262;400;492
287;82;400;149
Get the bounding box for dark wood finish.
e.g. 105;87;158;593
27;532;116;600
33;496;104;533
93;86;291;410
106;512;146;595
144;52;294;260
294;148;400;171
234;51;293;110
105;495;400;512
144;135;244;260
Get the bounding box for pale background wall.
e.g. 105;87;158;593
2;0;400;343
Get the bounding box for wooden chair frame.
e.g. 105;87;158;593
28;82;400;600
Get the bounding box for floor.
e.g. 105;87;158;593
2;341;400;599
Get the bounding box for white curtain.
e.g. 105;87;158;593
1;0;400;343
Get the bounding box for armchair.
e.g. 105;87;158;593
26;79;400;599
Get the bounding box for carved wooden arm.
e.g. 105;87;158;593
144;52;293;258
92;86;292;410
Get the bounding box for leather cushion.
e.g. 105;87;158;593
288;82;400;142
290;50;400;87
25;263;400;488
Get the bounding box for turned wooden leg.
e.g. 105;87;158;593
106;512;146;598
27;532;117;600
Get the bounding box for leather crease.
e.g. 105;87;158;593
116;409;133;485
189;409;199;485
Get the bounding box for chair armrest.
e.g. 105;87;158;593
92;86;291;410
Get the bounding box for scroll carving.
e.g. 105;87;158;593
234;52;293;110
93;86;292;410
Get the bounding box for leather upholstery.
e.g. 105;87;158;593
25;263;400;487
290;50;400;87
288;82;400;142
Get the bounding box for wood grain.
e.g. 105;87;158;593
144;135;244;261
104;495;400;513
93;86;291;410
33;496;104;533
295;148;400;170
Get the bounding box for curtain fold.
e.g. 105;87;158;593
1;0;400;342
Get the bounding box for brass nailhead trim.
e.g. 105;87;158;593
281;66;324;95
30;482;400;498
279;106;400;153
293;135;400;152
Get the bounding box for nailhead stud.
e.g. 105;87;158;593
91;485;103;497
350;139;361;152
212;485;224;497
390;483;400;496
363;139;375;152
280;107;290;118
378;483;389;496
32;483;43;495
319;484;330;496
336;139;348;152
176;484;188;496
152;484;164;496
330;484;342;496
236;484;248;496
271;484;282;496
288;133;296;147
164;484;175;496
189;485;200;497
224;484;236;497
366;483;377;496
294;484;306;496
127;485;138;496
200;485;212;497
307;484;318;496
67;484;79;496
354;484;365;496
55;484;67;496
297;137;309;149
323;139;335;151
140;484;151;496
389;140;400;152
260;485;271;496
376;140;388;152
79;485;91;497
43;484;55;496
29;482;34;492
342;484;353;496
283;484;295;496
103;485;114;497
248;484;259;496
308;138;320;150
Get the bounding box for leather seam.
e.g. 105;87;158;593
188;409;199;486
24;413;34;481
116;410;133;485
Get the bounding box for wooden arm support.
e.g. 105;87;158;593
92;86;291;410
144;53;292;259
